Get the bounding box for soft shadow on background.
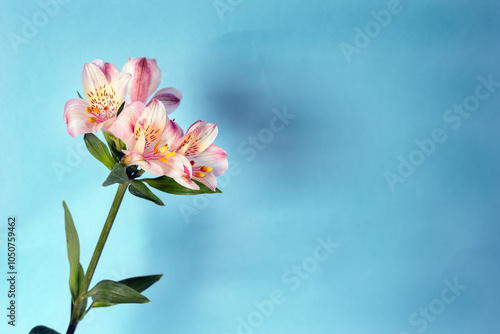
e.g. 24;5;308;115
1;0;500;333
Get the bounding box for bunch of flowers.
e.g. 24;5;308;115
30;57;227;334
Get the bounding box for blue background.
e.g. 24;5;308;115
1;0;500;333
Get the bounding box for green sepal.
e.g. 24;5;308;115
83;280;150;305
142;176;222;195
62;201;80;302
84;133;115;170
102;163;129;187
29;326;60;334
116;101;125;116
93;274;162;308
103;131;126;163
77;91;83;99
128;180;164;206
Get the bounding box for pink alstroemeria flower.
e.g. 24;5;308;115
63;60;131;137
172;121;228;191
122;57;182;115
107;99;187;178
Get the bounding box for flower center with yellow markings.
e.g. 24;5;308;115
85;83;120;124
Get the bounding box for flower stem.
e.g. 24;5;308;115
66;182;128;334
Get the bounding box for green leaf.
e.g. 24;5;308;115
83;280;150;305
93;274;162;308
77;91;83;99
76;264;88;319
128;180;164;206
102;163;129;187
63;201;80;302
142;176;222;195
116;101;126;116
84;133;115;170
29;326;60;334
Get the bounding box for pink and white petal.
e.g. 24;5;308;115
98;116;116;132
107;102;146;148
148;87;183;115
132;127;147;154
192;144;228;177
158;119;184;148
122;151;152;170
140;161;164;176
109;72;132;102
185;121;218;155
91;59;120;83
123;57;161;103
173;176;200;191
64;98;94;137
173;127;198;155
82;63;107;101
193;173;217;191
150;155;185;179
138;99;167;137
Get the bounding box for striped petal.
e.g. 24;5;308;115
91;59;120;83
148;87;183;115
82;63;107;101
123;57;161;103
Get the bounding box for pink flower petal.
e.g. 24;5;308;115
173;176;200;190
123;57;161;103
138;100;167;137
108;102;146;148
148;87;183;115
151;154;186;179
109;72;132;103
193;173;217;191
91;59;120;83
82;63;107;101
63;98;94;137
192;144;228;177
176;121;218;156
158;119;184;148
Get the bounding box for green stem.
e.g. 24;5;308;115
66;182;128;334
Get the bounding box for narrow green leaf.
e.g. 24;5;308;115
116;101;126;116
83;280;150;305
142;176;222;195
93;274;162;308
102;163;129;187
84;133;115;170
129;180;164;206
77;91;83;99
29;326;60;334
63;201;80;302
